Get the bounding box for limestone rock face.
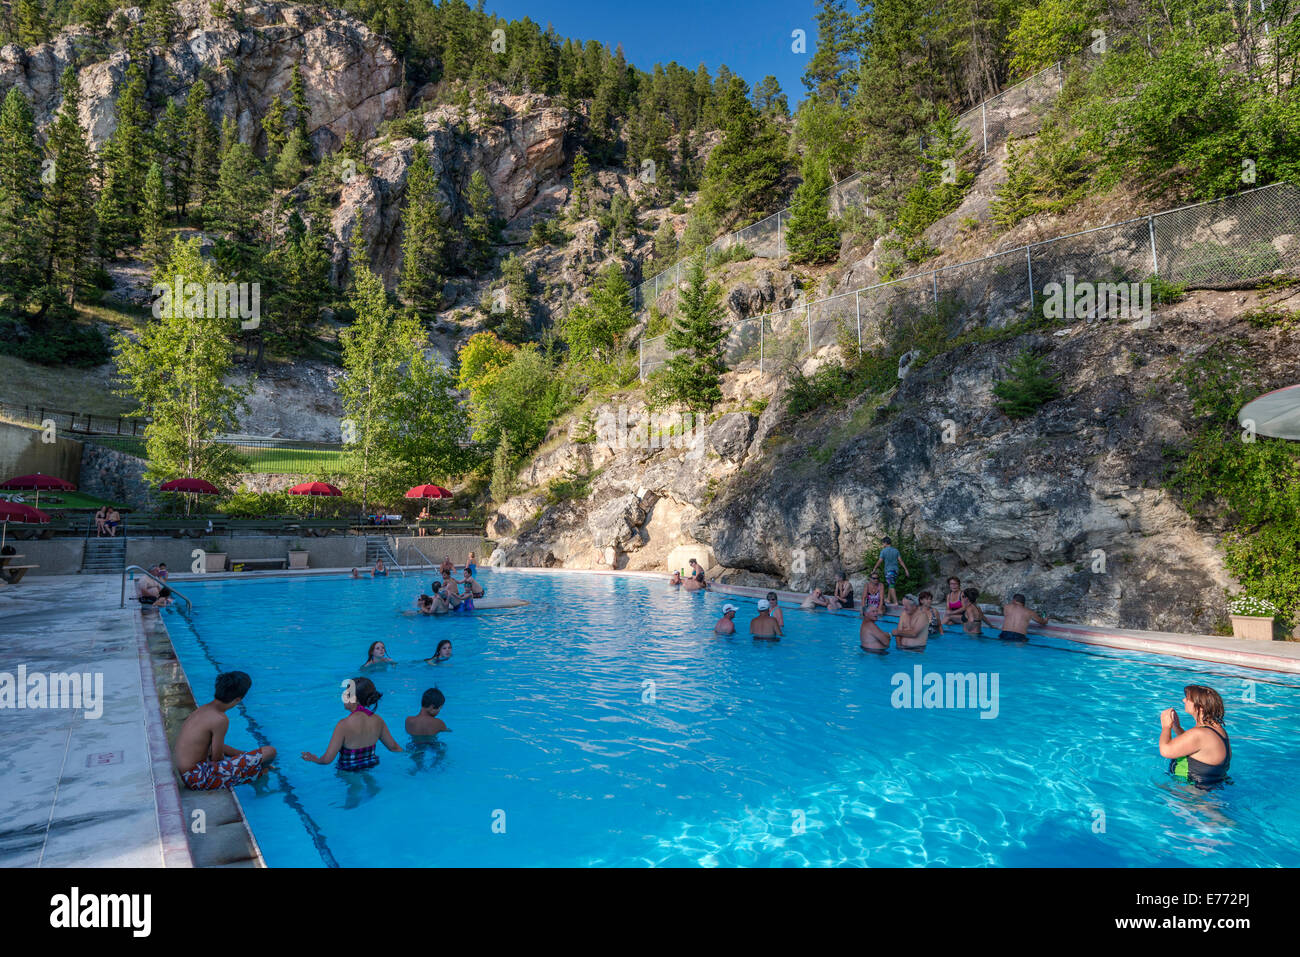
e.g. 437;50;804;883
0;2;404;154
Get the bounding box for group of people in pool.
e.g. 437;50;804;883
172;671;450;789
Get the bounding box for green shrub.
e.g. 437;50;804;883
862;525;934;596
992;349;1062;418
0;322;111;368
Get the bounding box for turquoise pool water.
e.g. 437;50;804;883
163;570;1300;867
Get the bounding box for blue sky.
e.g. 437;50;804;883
484;0;821;109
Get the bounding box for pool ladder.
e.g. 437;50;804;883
121;565;193;615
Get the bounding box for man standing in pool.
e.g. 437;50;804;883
892;596;928;650
999;594;1047;641
859;605;890;652
714;604;738;635
871;537;909;606
750;599;782;639
174;672;276;790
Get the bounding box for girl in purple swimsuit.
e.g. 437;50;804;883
301;677;404;771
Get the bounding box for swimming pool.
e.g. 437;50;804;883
163;570;1300;867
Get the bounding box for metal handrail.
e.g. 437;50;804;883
402;543;438;571
122;564;193;615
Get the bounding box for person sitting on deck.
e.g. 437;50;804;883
684;559;709;591
999;594;1047;641
301;677;403;771
174;672;276;790
939;577;964;626
1160;685;1232;788
862;574;885;614
750;600;782;640
892;596;928;650
406;687;448;737
860;604;890;652
714;604;738;635
105;507;121;537
803;587;842;611
135;577;172;607
94;506;109;537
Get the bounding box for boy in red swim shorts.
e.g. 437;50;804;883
174;671;276;790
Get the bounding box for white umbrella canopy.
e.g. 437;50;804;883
1239;384;1300;441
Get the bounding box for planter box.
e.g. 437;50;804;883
1230;614;1274;641
203;552;228;574
288;551;309;569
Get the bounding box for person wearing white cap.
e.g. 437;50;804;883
714;604;738;635
749;599;782;639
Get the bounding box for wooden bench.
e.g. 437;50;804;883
1;563;38;583
227;557;288;572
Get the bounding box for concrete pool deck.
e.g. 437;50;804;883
2;565;1297;868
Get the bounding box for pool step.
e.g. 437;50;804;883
80;537;126;574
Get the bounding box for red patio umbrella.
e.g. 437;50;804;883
0;500;50;550
160;477;220;515
1;472;75;508
405;483;453;532
288;481;342;517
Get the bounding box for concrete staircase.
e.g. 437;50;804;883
81;537;126;574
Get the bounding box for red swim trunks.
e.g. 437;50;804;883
180;749;266;790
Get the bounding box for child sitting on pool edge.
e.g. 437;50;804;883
406;687;448;738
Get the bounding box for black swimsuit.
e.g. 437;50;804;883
1177;724;1231;787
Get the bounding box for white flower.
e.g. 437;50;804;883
1228;595;1279;618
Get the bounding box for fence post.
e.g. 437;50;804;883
932;271;939;313
981;102;988;154
777;212;783;259
1148;216;1159;276
1027;246;1035;313
639;337;644;382
855;291;862;356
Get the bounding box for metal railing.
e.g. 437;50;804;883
401;543;439;572
122;564;192;615
638;182;1300;380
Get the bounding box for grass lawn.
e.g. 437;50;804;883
89;436;352;475
1;490;130;511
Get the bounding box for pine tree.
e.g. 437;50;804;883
802;0;859;104
785;153;840;264
0;87;43;309
96;63;151;256
569;150;590;220
184;82;220;220
698;77;790;226
754;76;789;118
289;63;311;139
261;97;287;167
273;127;311;188
558;263;634;364
15;0;51;47
142;161;169;265
155;99;188;220
207;139;270;268
993;349;1061;418
462;169;497;274
266;209;330;352
398;142;449;314
657;257;728;411
37;67;96;314
653;217;677;263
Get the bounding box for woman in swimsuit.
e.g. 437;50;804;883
940;577;964;627
301;677;403;771
918;591;942;636
959;587;987;635
863;573;885;612
1160;684;1232;787
361;641;394;669
425;639;453;665
834;572;855;610
466;552;477;577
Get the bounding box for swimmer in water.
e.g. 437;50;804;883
361;641;395;669
939;577;964;627
859;604;890;652
373;557;387;577
714;604;737;635
999;593;1047;641
424;639;452;664
766;592;785;630
959;587;987;635
415;594;435;615
350;568;361;579
892;595;928;650
750;600;782;640
406;687;448;737
1161;685;1231;787
301;676;403;770
918;591;942;636
670;570;683;586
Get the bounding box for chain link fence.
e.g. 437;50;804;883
638;182;1300;380
632;38;1116;317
